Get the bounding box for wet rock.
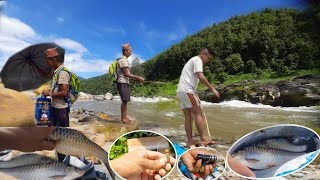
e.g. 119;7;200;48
94;95;104;101
104;92;113;100
78;92;94;100
199;75;320;107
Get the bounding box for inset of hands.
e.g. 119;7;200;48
110;150;175;180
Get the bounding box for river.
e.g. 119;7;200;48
72;96;320;142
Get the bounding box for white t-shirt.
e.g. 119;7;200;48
177;56;203;94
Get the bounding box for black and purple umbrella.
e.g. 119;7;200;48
0;43;65;91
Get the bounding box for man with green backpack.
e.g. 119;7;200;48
43;47;80;126
108;44;144;123
43;47;80;160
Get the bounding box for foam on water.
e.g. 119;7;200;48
201;100;319;113
112;96;172;103
165;112;177;117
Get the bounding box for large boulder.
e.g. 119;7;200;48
104;92;113;100
78;92;94;100
276;75;320;107
198;75;320;107
0;83;35;126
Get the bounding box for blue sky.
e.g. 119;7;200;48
0;0;307;78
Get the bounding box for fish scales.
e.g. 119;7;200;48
232;146;305;170
0;154;53;169
0;161;84;180
258;138;307;152
49;127;115;179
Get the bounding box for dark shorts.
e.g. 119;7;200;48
52;107;70;127
117;83;131;102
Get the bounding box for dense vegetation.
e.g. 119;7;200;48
81;7;320;96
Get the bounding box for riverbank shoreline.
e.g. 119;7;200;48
68;108;320;180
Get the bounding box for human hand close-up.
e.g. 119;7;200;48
209;87;220;99
181;149;216;179
110;149;176;180
227;156;256;178
0;127;56;152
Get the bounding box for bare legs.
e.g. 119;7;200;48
183;106;210;146
121;101;129;123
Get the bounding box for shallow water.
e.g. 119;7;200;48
72;98;320;142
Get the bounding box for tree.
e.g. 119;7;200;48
244;60;257;73
130;57;145;77
224;53;244;75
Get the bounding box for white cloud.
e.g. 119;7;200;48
54;38;87;53
0;15;37;40
0;15;37;69
0;15;111;75
56;17;64;23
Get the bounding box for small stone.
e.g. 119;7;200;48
290;172;304;178
216;145;230;150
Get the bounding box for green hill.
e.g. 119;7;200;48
81;7;320;96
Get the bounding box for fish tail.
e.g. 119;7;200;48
103;158;115;180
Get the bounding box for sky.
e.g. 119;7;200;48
0;0;308;78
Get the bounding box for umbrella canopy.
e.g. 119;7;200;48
0;43;65;91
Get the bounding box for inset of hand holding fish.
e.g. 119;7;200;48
231;137;317;170
0;127;116;180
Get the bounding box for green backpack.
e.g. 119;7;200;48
54;67;80;105
107;58;120;83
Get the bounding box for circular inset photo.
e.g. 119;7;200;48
227;124;320;179
178;147;226;180
108;130;177;180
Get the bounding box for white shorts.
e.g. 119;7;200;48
177;92;201;109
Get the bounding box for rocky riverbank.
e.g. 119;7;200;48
69;109;320;180
199;75;320;107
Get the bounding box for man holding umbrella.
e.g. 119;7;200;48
43;47;70;128
42;47;70;161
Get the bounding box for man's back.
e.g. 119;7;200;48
177;56;203;94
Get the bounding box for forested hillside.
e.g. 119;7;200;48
81;7;320;96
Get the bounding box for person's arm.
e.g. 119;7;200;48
196;72;220;98
0;127;56;152
51;84;69;97
122;67;144;82
43;71;69;97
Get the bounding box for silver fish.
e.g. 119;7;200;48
48;127;115;180
232;146;304;170
0;154;53;169
0;161;85;180
257;138;307;152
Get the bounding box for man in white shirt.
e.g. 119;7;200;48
177;48;220;148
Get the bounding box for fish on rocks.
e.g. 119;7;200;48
0;160;85;180
48;127;115;180
231;146;305;170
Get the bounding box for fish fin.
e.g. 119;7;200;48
49;175;65;180
245;158;259;163
267;163;277;168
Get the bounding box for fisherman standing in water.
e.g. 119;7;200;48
176;48;220;148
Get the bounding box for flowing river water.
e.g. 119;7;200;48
72;97;320;142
